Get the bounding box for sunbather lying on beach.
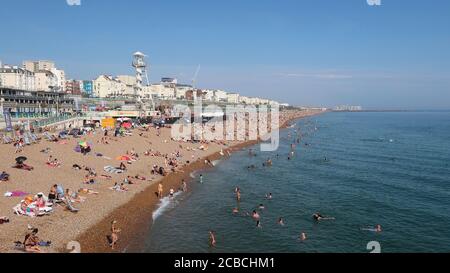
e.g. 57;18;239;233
40;148;51;154
72;164;83;170
78;188;99;195
123;177;137;185
46;158;61;168
84;175;96;185
65;189;86;203
111;183;128;192
133;175;147;181
0;216;10;224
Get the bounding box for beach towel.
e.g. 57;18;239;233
74;145;82;153
103;166;124;174
12;164;34;171
4;191;28;197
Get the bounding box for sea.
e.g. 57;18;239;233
143;112;450;253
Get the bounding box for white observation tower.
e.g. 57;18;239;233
132;51;150;102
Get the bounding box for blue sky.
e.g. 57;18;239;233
1;0;449;109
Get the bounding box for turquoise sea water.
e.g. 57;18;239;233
144;112;450;253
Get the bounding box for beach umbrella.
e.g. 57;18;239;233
15;156;28;164
122;122;132;129
79;141;89;147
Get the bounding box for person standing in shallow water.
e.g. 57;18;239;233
209;231;216;247
158;182;163;199
236;190;241;202
182;179;187;192
110;220;121;250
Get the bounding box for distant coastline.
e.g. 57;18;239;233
332;109;450;113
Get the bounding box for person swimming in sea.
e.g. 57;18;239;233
199;174;203;184
259;204;265;210
263;158;272;167
278;217;285;226
313;212;335;221
256;220;262;228
232;208;239;214
266;193;273;200
361;225;382;233
300;232;307;241
252;210;260;220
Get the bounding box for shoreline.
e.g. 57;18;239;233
74;110;325;253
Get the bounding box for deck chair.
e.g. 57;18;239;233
31;133;40;142
24;135;31;145
43;132;54;141
3;135;13;144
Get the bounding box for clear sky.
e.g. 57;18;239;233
1;0;449;109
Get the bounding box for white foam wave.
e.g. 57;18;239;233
152;191;183;221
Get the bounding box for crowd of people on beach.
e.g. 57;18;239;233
1;113;238;253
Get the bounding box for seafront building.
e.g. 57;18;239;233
23;60;66;92
0;87;75;118
1;57;286;132
0;65;35;91
93;75;126;98
82;80;94;97
65;80;82;95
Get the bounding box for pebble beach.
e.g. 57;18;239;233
0;109;323;253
